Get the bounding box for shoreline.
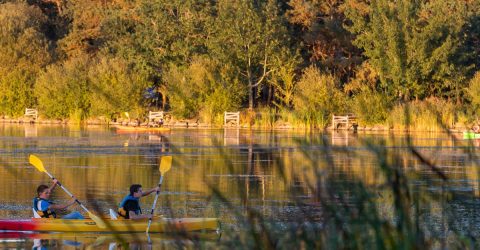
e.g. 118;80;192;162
0;117;470;134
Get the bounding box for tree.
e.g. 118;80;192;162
343;0;473;101
59;0;107;58
164;56;243;122
88;57;149;119
455;4;480;84
100;0;213;108
35;56;91;120
268;49;301;109
208;0;292;110
467;71;480;113
293;66;346;128
0;2;53;116
286;0;362;82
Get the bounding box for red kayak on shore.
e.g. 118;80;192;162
115;125;171;133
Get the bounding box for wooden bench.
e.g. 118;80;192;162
25;108;38;121
332;114;357;130
224;112;240;127
148;111;164;126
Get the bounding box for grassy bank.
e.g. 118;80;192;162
0;98;476;132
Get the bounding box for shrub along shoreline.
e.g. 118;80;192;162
0;100;473;133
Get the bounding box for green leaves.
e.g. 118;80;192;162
165;57;242;121
208;0;293;109
35;56;91;119
1;0;479;124
0;2;53;117
344;0;472;100
467;72;480;112
88;57;149;118
35;56;148;120
293;66;347;128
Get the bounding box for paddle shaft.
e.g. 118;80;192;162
146;175;164;232
44;172;91;213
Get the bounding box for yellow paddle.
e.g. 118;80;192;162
146;155;172;233
29;155;106;229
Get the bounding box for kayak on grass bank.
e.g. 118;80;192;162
0;216;219;233
114;125;171;133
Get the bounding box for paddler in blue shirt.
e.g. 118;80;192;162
118;184;159;219
33;179;84;219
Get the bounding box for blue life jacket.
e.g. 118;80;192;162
118;195;141;219
32;197;56;218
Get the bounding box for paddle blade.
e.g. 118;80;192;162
29;155;46;173
159;156;172;174
88;212;107;229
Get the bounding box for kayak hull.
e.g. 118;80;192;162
115;125;170;133
0;231;219;241
0;217;218;233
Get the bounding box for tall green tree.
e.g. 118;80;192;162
100;0;213;108
0;2;53;116
268;49;301;109
208;0;292;110
456;2;480;83
59;0;106;58
344;0;473;101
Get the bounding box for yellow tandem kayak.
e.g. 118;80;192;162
0;217;219;233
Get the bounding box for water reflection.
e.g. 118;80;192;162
0;232;220;249
1;124;480;247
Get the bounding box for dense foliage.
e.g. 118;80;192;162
0;0;479;127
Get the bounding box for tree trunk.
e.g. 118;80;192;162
267;84;274;105
248;85;253;109
248;70;254;110
162;94;167;110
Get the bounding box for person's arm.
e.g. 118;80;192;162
128;211;153;220
141;187;159;197
48;179;59;193
49;198;76;210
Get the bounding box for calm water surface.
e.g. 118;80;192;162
0;124;479;248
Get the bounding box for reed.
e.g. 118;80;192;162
203;107;479;249
387;98;458;132
247;107;332;130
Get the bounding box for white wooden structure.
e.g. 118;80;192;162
224;112;240;127
148;111;164;125
332;114;357;130
25;108;38;120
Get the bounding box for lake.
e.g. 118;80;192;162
0;124;479;249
